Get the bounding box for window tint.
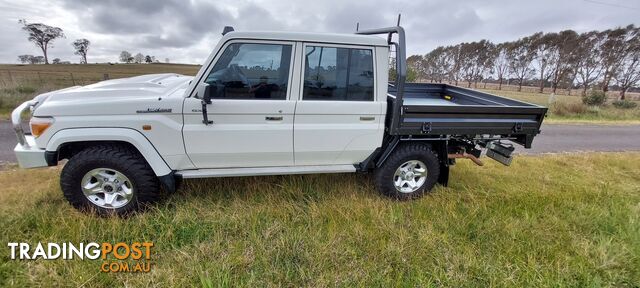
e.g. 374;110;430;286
204;43;292;100
303;46;374;101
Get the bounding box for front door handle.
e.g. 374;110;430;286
360;116;375;121
265;116;283;121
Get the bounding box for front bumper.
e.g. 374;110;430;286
14;136;48;168
12;100;49;169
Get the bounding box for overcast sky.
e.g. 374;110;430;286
0;0;638;64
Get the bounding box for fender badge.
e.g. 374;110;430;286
136;108;172;113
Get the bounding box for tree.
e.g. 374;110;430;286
145;55;153;63
164;58;170;63
613;27;640;100
459;40;495;88
31;56;45;64
531;32;560;93
17;54;33;64
575;31;604;96
423;46;451;83
72;39;90;64
134;53;145;64
18;19;64;64
443;45;464;86
119;51;132;63
599;25;636;92
407;55;427;81
548;30;579;94
492;43;510;90
52;58;61;64
507;37;536;92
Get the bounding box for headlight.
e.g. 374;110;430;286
29;117;54;137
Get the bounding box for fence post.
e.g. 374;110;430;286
38;72;43;84
69;72;76;85
7;70;13;83
103;73;110;80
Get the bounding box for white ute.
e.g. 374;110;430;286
12;25;546;215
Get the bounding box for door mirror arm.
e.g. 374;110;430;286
197;83;214;125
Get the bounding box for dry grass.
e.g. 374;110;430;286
479;88;640;124
1;64;639;124
0;64;200;119
1;153;639;286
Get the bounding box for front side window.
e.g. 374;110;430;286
303;46;374;101
204;43;292;100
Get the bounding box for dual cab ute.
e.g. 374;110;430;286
12;25;547;215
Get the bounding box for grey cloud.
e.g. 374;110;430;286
0;0;638;63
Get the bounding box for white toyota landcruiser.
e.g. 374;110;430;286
12;26;546;215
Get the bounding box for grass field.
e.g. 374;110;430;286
1;152;639;286
479;89;640;124
1;64;639;123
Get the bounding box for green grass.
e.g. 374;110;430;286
1;153;639;286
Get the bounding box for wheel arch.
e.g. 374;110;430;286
45;128;173;177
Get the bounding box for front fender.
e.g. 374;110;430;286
46;128;172;176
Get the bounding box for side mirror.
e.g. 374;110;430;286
197;83;212;104
197;83;214;125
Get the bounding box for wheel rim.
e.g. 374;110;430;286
393;160;428;193
81;168;134;209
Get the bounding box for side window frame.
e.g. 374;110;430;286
299;42;377;102
195;39;297;101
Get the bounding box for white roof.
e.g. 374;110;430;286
222;31;389;47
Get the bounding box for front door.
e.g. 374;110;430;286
183;41;296;168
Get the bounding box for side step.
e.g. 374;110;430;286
176;165;357;179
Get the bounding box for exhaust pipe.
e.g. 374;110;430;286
448;153;484;166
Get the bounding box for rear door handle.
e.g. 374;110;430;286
265;116;283;121
360;116;375;121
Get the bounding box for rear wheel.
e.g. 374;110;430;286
60;144;161;215
374;143;440;200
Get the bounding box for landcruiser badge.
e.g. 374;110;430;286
136;108;172;113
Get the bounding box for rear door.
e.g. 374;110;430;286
294;44;385;165
183;40;296;168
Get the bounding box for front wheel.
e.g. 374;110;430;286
60;145;161;215
374;143;440;200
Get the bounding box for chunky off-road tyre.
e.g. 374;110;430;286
60;144;160;216
374;143;440;200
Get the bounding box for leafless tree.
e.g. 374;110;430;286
18;19;64;64
134;53;145;64
72;39;90;64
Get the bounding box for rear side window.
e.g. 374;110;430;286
303;46;374;101
204;43;292;100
